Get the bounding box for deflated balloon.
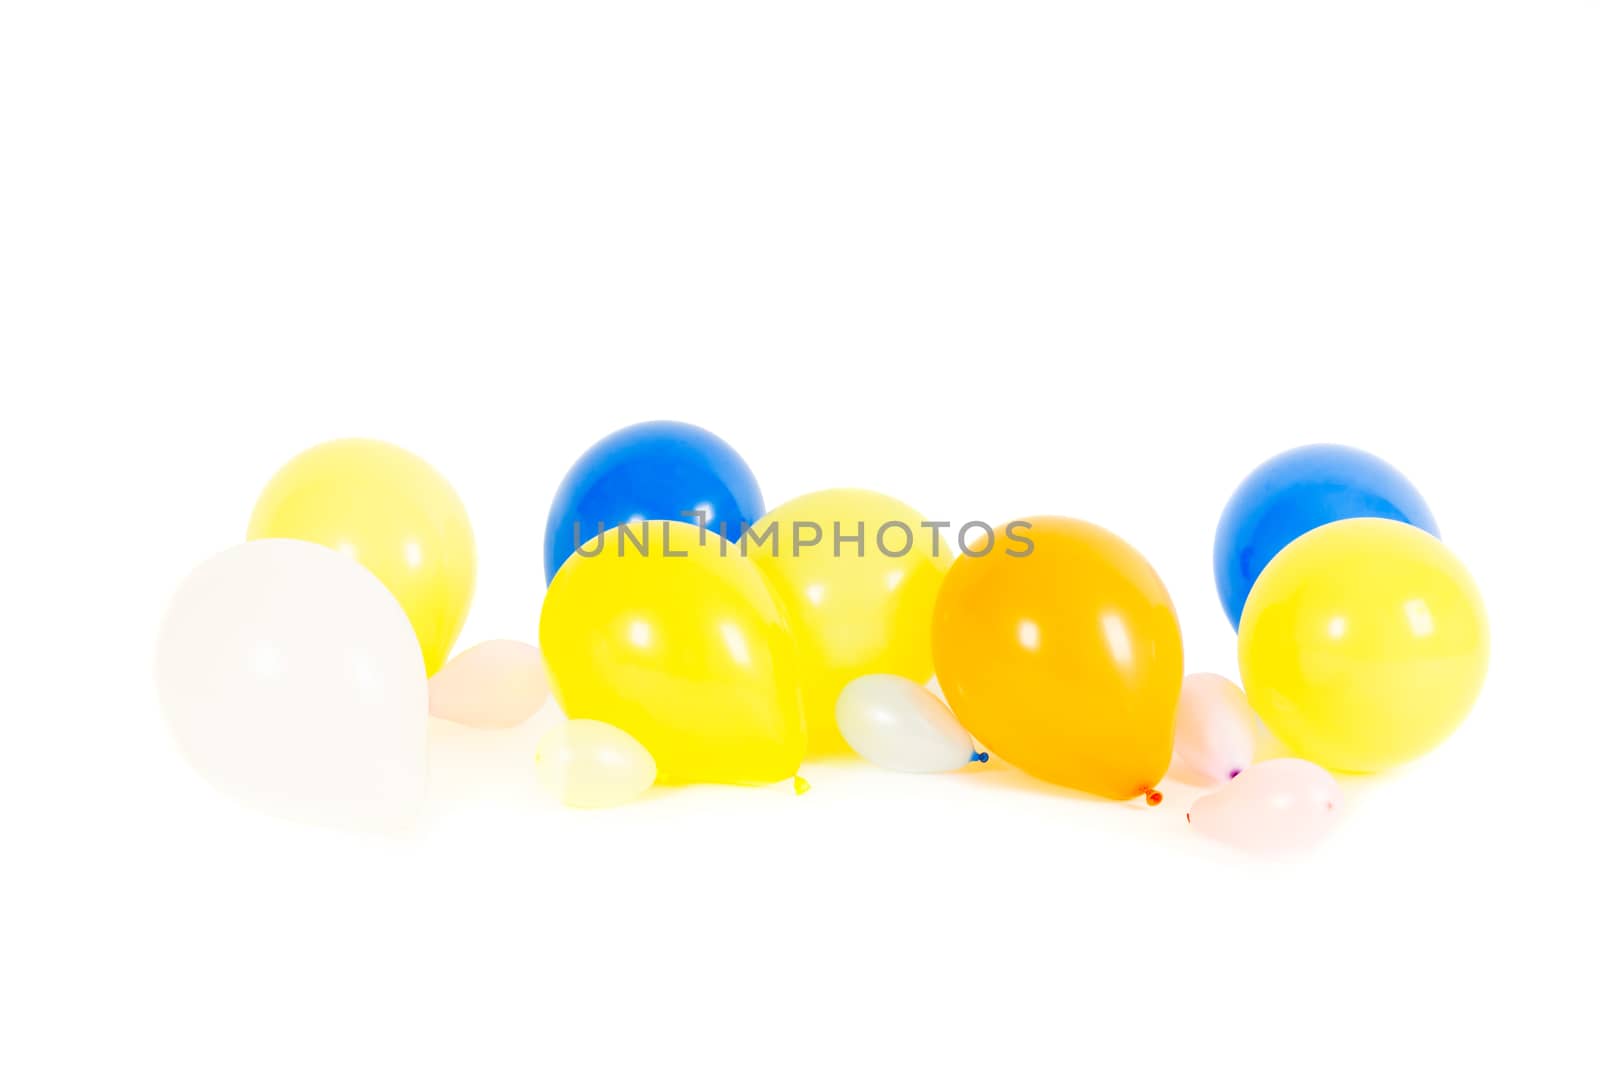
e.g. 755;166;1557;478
248;438;476;675
539;521;804;785
749;489;949;754
932;517;1183;801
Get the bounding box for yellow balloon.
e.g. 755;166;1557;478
749;489;950;754
1239;518;1488;772
539;521;804;785
248;439;476;676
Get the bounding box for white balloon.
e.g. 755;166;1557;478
534;719;656;808
1187;759;1343;854
835;674;983;773
1171;672;1257;785
156;539;429;829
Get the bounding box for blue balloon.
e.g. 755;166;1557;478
1214;444;1439;630
544;421;764;583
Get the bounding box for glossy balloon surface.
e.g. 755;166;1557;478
1239;518;1488;772
533;719;656;808
835;674;980;773
1214;444;1438;630
932;517;1183;800
539;521;804;785
156;539;429;828
543;421;763;583
1172;672;1256;785
247;438;476;675
1188;759;1343;853
749;489;949;754
429;640;549;728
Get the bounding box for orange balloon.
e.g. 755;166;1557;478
931;517;1183;800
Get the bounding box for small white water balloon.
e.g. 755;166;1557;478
1187;759;1343;853
430;639;549;728
835;674;985;773
1171;672;1257;785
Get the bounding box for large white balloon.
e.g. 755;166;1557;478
835;674;983;773
156;539;429;828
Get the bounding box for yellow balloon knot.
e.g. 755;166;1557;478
793;775;811;796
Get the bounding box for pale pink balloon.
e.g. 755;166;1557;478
429;640;550;728
1170;672;1256;785
1187;759;1342;853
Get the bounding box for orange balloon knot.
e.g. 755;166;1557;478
1144;788;1163;807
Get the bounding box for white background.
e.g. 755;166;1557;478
4;2;1597;1064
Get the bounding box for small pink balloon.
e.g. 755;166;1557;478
1187;759;1342;854
1171;672;1256;785
429;640;550;728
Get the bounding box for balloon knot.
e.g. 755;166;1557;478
793;775;811;796
1144;788;1163;807
971;751;990;764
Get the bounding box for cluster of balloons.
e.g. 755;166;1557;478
158;441;477;828
1217;445;1489;775
154;425;1488;852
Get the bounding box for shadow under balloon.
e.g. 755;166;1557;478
422;706;558;808
418;703;1394;849
950;746;1384;856
423;707;782;812
944;751;1186;808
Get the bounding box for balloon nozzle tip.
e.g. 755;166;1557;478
972;751;990;764
1144;788;1163;807
793;775;811;796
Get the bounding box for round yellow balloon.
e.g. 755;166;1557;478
539;521;804;785
248;439;476;676
1239;518;1488;772
749;489;950;754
